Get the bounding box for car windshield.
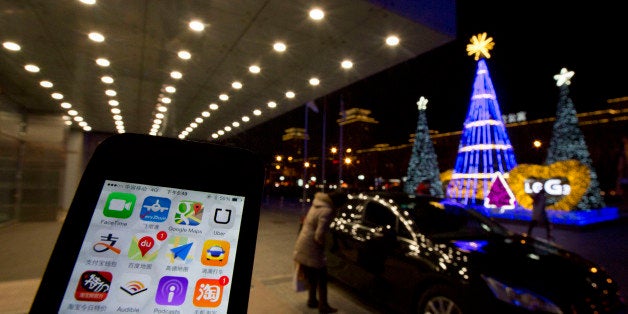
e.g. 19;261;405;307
393;195;510;239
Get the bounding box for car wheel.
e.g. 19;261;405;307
416;284;464;314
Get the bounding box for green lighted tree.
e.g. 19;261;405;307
546;68;605;209
404;97;444;196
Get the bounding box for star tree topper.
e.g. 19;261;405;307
417;96;428;111
467;32;494;60
554;67;574;86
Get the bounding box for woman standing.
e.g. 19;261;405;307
293;191;347;313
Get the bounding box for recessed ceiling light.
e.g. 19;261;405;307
249;65;261;74
341;59;353;69
64;120;72;126
253;109;262;116
78;121;88;127
211;133;218;139
190;123;198;129
156;113;164;119
186;127;193;132
79;0;96;5
108;100;119;106
195;117;203;123
101;76;114;84
309;8;324;20
285;91;295;98
24;64;40;73
40;80;53;88
113;115;122;120
88;32;105;42
60;102;72;109
178;50;191;60
232;81;242;89
2;41;21;51
164;86;176;93
105;89;117;96
73;116;83;122
83;126;92;132
161;97;171;104
111;108;121;114
157;106;168;112
267;101;277;108
95;58;110;67
209;103;219;110
232;121;240;127
309;77;320;86
273;42;286;52
189;20;205;32
68;110;78;116
224;126;232;132
386;35;400;46
217;130;225;135
170;71;183;79
201;111;210;117
51;92;64;99
242;116;250;122
219;94;229;101
154;119;163;125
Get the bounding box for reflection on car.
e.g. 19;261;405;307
326;192;625;313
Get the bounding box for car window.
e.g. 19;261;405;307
412;203;489;238
363;201;396;229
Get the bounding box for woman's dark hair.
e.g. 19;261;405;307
327;189;348;208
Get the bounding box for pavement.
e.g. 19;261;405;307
0;200;626;314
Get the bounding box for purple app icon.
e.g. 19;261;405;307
155;276;188;306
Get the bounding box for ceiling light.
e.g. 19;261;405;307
154;119;162;124
24;64;40;73
219;94;229;101
232;122;240;127
108;100;119;106
165;86;176;93
111;108;121;114
95;58;110;67
157;106;167;112
249;65;261;74
242;116;250;122
309;77;320;86
113;115;122;120
189;20;205;32
253;109;262;116
116;121;124;126
178;50;191;60
195;117;203;123
267;101;277;108
217;130;225;135
341;59;353;69
309;8;324;20
40;80;53;88
60;102;72;109
51;92;64;99
105;89;117;96
83;126;92;132
386;35;400;46
285;91;295;98
224;126;232;132
73;116;83;122
62;116;70;121
68;110;78;116
2;41;21;51
186;127;193;132
170;71;183;79
209;103;219;110
211;134;218;139
189;123;197;128
78;121;88;127
88;32;105;42
101;76;114;84
155;113;164;119
232;81;242;89
64;120;72;126
79;0;96;5
201;111;210;117
161;97;171;104
181;131;188;136
273;42;286;52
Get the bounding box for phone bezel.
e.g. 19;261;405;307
30;133;264;313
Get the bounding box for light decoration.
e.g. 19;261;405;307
484;172;516;211
446;34;517;205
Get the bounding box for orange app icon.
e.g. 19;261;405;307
201;239;230;266
193;277;228;307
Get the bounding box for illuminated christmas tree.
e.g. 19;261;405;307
446;33;518;205
546;68;605;209
404;97;444;196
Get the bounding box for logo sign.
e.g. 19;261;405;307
140;196;171;222
74;271;112;302
201;240;230;267
155;276;188;306
193;277;229;307
103;192;136;219
174;201;203;226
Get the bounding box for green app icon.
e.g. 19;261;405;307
104;192;136;219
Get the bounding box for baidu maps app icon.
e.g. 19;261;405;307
139;196;171;222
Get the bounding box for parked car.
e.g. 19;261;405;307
325;192;625;313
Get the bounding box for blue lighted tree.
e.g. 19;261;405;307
404;97;444;197
546;68;605;209
446;33;518;205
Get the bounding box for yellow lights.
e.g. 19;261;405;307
201;111;210;117
217;130;225;135
533;140;542;148
466;32;494;60
161;97;171;104
330;147;337;154
231;81;243;89
385;35;400;46
590;267;598;274
309;8;324;20
309;77;320;86
101;76;114;84
155;113;164;119
253;109;262;116
232;121;240;127
157;105;168;112
2;41;21;51
304;161;311;168
88;32;105;42
267;101;277;108
195;117;203;123
273;42;286;52
60;102;72;109
224;126;231;132
39;80;53;88
177;50;191;60
242;116;250;122
95;58;110;67
248;65;261;74
219;94;229;101
209;103;219;110
341;59;353;69
24;64;40;73
188;20;205;32
68;109;78;116
344;157;352;165
51;92;64;100
170;71;183;79
285;91;295;98
275;155;282;162
164;85;176;93
79;0;96;5
111;108;121;114
346;148;352;153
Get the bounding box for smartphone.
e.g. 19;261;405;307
30;133;264;314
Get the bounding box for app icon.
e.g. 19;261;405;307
208;205;235;229
139;196;171;222
193;277;229;307
74;270;112;302
103;192;136;219
155;276;187;306
201;239;230;266
91;231;122;257
167;236;195;264
128;232;164;261
117;273;151;304
174;200;203;226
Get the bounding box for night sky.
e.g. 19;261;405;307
224;1;626;160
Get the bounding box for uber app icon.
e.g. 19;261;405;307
208;205;235;229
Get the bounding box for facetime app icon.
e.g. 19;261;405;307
104;192;136;219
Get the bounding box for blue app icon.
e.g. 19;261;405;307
139;196;171;222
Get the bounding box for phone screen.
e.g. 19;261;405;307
58;179;246;313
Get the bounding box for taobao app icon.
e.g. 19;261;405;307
103;192;136;219
193;277;229;307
